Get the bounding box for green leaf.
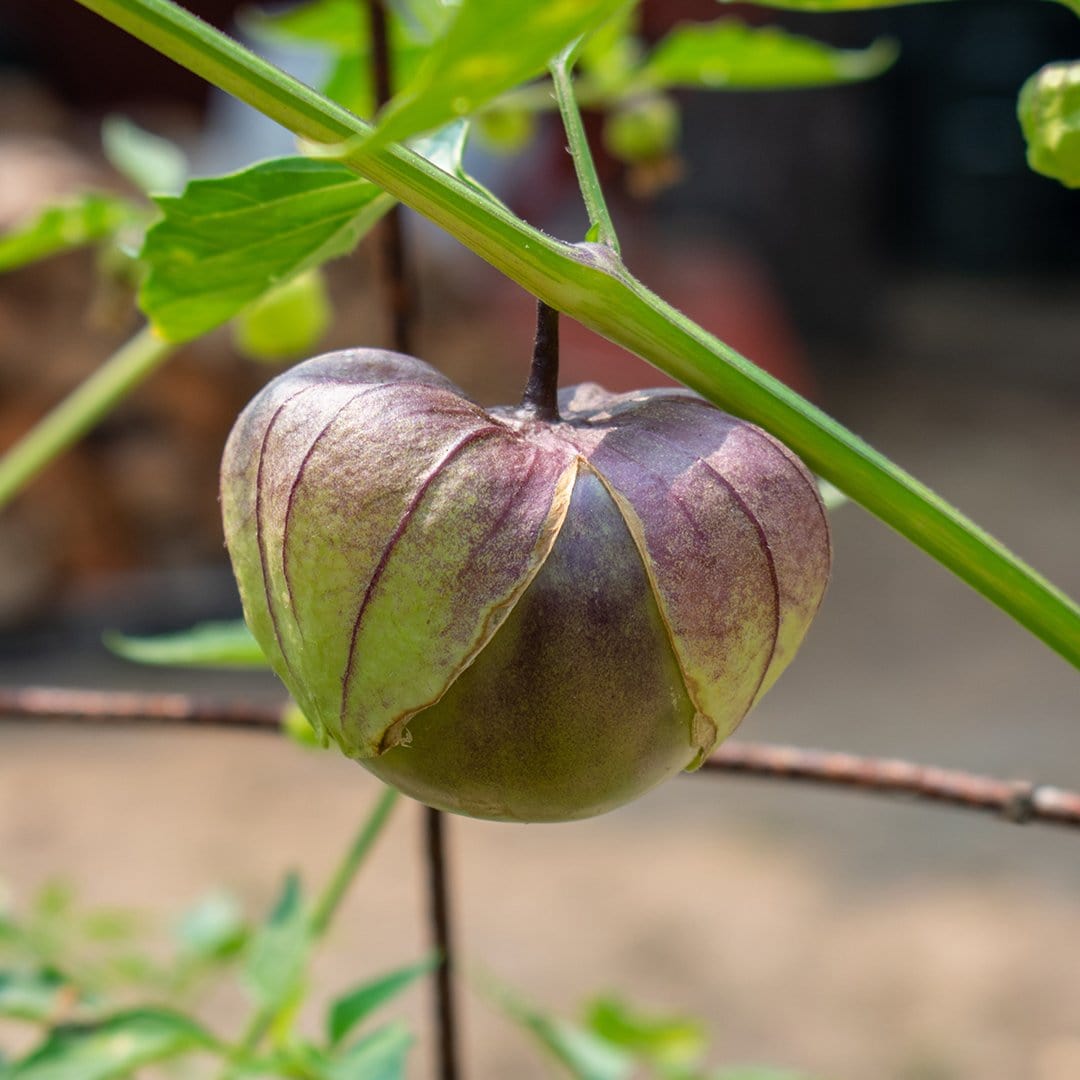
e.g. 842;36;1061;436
232;268;333;362
1018;62;1080;189
245;0;362;49
174;892;248;961
244;873;310;1011
139;156;393;342
105;620;270;668
585;997;706;1070
0;195;137;273
327;957;437;1045
328;1023;413;1080
7;1008;218;1079
372;0;628;146
641;20;897;90
484;978;634;1080
0;970;78;1023
102;115;188;195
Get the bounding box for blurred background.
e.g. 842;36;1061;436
1;1;1079;1077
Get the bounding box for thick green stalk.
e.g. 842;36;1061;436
0;326;173;510
549;44;620;252
71;0;1080;668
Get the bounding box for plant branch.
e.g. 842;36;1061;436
68;0;1080;668
4;686;1080;831
0;326;173;511
549;44;620;253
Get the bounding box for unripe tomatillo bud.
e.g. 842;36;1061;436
1018;61;1080;189
221;348;830;822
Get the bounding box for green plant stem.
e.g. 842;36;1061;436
219;786;399;1076
71;0;1080;669
0;326;173;510
549;44;620;252
309;785;399;938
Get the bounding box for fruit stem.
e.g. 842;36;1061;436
520;300;561;422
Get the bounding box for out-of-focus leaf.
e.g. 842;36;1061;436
244;873;310;1011
247;0;427;117
174;892;248;961
245;0;361;48
0;970;78;1023
390;0;459;42
372;0;628;146
327;956;437;1045
139;156;393;342
641;20;897;90
232;268;333;362
586;996;706;1069
578;6;642;97
0;195;137;273
329;1023;413;1079
484;977;634;1080
79;910;140;944
6;1008;219;1079
102;116;188;195
1018;61;1080;189
106;620;270;668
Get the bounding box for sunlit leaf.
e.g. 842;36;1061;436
329;1022;413;1079
232;268;333;362
245;0;362;48
139;156;393;342
372;0;628;146
0;195;137;273
484;977;634;1080
102;115;188;195
585;996;707;1069
174;892;248;961
642;20;897;90
328;956;437;1045
244;873;310;1011
0;969;79;1023
106;620;269;668
1018;61;1080;189
6;1008;219;1079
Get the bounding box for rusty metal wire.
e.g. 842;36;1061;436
3;684;1079;831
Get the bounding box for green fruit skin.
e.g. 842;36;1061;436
220;350;831;823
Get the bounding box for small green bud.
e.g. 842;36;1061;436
232;270;332;363
603;96;680;164
1018;61;1080;189
221;350;830;822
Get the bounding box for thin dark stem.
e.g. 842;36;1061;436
425;804;461;1080
520;300;560;422
4;688;1080;830
365;5;460;1077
